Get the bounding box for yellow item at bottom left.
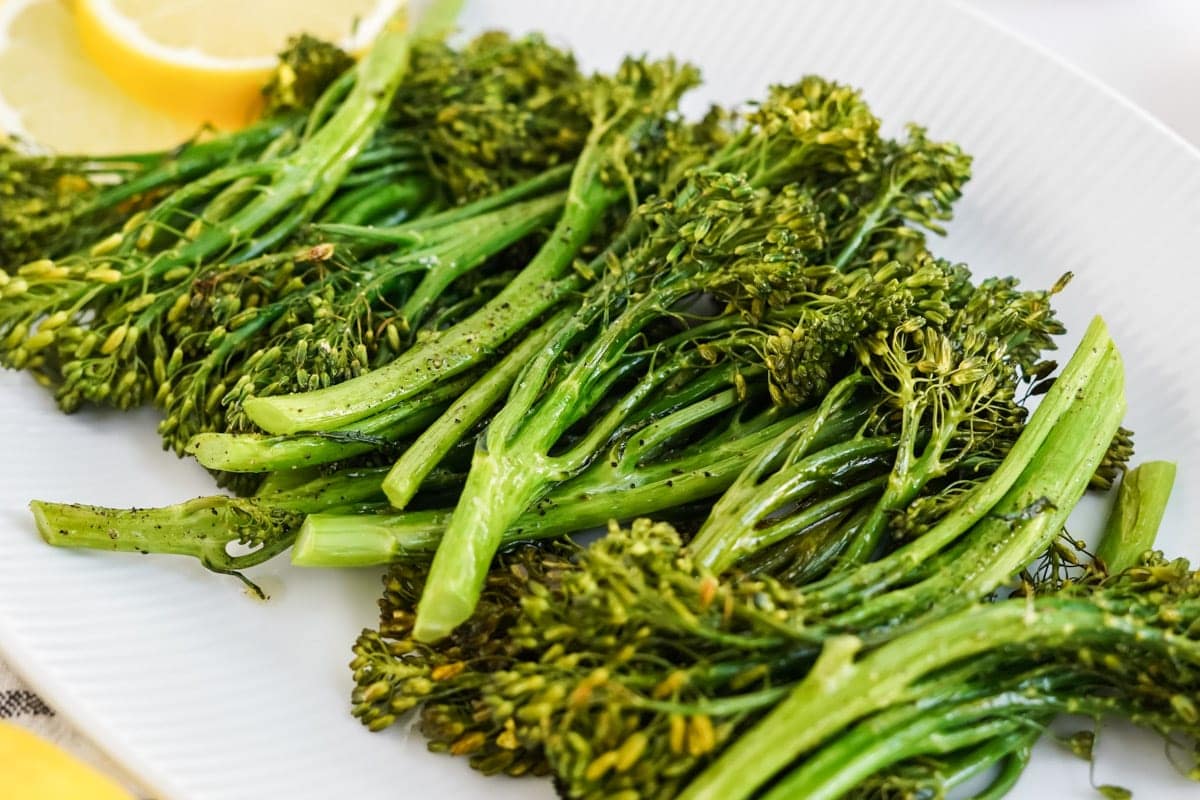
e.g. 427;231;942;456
0;721;132;800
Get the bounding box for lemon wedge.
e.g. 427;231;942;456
0;720;133;800
75;0;405;129
0;0;201;153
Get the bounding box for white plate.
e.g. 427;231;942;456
3;1;1199;798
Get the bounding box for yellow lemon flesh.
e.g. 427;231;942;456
74;0;404;130
0;720;133;800
0;0;201;153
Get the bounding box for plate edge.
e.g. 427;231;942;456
943;0;1200;162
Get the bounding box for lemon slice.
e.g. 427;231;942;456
0;720;134;800
75;0;405;129
0;0;201;153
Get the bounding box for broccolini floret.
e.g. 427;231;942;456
260;35;356;118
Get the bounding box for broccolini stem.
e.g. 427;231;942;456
252;465;392;509
383;309;574;509
31;463;393;585
396;192;568;331
294;403;810;568
764;696;1029;800
189;406;447;473
31;497;300;594
692;436;899;573
293;510;449;567
958;731;1038;800
836;406;956;566
412;444;553;640
299;70;356;139
775;684;1132;800
831;345;1124;631
550;352;709;472
316;163;574;239
747;475;889;559
806;317;1118;607
199;130;301;230
831;182;899;271
188;370;478;472
296;458;712;568
413;345;726;640
611;365;767;467
688;373;875;571
244;181;618;434
335;160;422;190
316;177;433;227
545;468;877;555
755;504;870;584
1096;460;1177;573
84;118;298;212
679;597;1194;800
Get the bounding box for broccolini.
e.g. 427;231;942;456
4;12;1187;800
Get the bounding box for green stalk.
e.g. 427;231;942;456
244;182;617;435
293;510;448;566
252;465;392;508
764;699;1026;800
747;505;867;584
831;345;1125;631
693;437;898;573
383;309;573;508
31;464;392;589
297;390;886;572
83;118;298;212
968;743;1035;800
295;476;882;570
688;374;876;571
31;497;300;579
318;178;433;226
316;162;573;238
140;8;420;279
678;597;1197;800
837;402;959;566
875;725;1041;800
336;160;421;189
745;475;889;555
832;180;902;271
1096;460;1177;573
198;132;301;230
611;366;758;462
754;666;1068;800
412;444;558;640
294;403;809;568
188;371;478;472
396;192;568;330
804;317;1117;607
411;345;721;641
